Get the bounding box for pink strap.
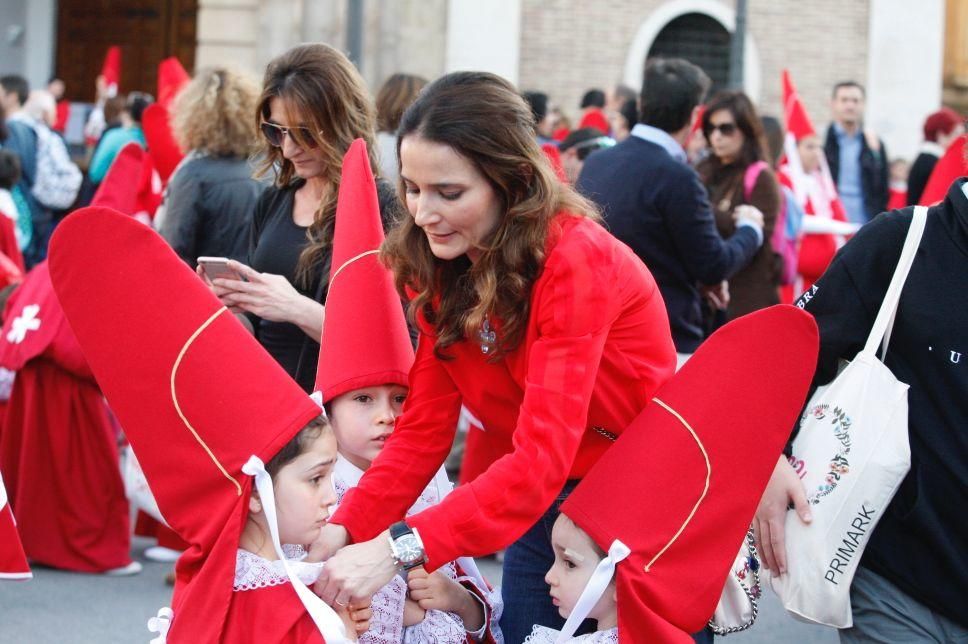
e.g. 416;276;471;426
743;161;769;201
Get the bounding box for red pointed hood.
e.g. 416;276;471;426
100;46;122;96
919;134;967;206
562;305;818;639
314;139;413;403
0;470;31;580
142;102;185;184
157;57;191;111
91;142;146;214
782;70;816;141
48;207;322;642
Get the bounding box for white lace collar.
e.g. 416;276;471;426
334;454;365;488
524;625;619;643
234;544;324;592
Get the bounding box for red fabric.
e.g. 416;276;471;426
540;143;568;183
782;70;816;141
552;127;571;143
0;471;31;579
0;263;130;572
579;108;609;135
135;512;189;552
91;142;146;214
457;423;511;486
920;135;967;206
157;57;191;111
100;46;121;93
0;214;25;275
48;207;322;643
887;186;907;211
315;139;413;402
135;154;164;220
142;103;185;185
332;214;676;569
690;105;706;136
563;305;819;639
222;585;326;643
53;101;70;134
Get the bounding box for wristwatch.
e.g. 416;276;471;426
388;521;426;571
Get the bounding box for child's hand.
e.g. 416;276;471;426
407;567;484;631
335;598;373;638
403;597;426;626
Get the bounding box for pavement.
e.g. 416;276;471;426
0;538;839;643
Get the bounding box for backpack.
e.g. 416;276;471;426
744;161;800;286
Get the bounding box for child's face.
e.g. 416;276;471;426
273;431;339;546
328;384;408;470
545;514;616;624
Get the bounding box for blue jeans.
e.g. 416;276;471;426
499;481;715;644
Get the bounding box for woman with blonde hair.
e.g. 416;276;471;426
311;71;677;641
204;43;400;392
159;66;263;266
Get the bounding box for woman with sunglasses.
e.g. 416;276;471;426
203;43;400;392
696;91;782;322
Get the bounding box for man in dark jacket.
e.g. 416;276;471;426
824;81;889;225
756;174;968;642
577;57;763;358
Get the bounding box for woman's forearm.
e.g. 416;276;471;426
293;296;325;341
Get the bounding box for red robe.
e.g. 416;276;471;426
0;262;131;572
334;214;676;569
222;584;326;643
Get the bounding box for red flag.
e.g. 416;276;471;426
100;46;122;96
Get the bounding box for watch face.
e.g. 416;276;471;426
395;535;423;563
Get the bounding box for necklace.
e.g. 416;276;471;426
478;318;497;355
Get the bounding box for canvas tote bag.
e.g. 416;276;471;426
764;206;927;627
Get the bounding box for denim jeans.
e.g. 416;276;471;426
498;481;715;644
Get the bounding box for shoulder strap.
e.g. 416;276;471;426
862;206;928;358
743;161;769;201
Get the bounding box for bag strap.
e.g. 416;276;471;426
743;161;769;202
862;206;928;358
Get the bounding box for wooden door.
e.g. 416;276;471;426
55;0;197;102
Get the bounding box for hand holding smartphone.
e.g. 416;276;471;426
197;257;247;283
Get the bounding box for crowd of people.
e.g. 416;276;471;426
0;38;965;644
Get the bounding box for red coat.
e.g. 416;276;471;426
0;263;131;572
221;585;327;643
333;214;676;569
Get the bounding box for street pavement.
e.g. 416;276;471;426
0;538;839;643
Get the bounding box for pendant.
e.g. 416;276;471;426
478;319;497;355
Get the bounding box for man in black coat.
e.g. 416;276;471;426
577;57;763;358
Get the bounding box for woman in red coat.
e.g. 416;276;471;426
313;72;677;642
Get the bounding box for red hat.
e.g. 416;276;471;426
579;108;610;136
782;70;817;141
315;139;413;403
142;102;185;184
919;133;967;205
559;305;819;640
157;57;191;111
541;143;568;183
922;107;963;143
0;469;31;580
48;208;345;642
91;142;146;214
100;46;122;96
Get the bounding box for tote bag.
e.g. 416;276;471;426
764;206;927;627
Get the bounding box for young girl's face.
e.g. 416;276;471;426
328;384;408;470
545;514;617;626
273;431;339;546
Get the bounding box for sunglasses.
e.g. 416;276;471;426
260;121;322;149
704;122;738;137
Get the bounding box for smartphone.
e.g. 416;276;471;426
197;257;246;282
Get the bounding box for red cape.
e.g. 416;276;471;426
0;263;131;572
222;585;327;643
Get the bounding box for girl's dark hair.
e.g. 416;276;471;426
383;71;600;359
700;90;768;168
264;415;330;479
0;150;21;190
0;103;7;142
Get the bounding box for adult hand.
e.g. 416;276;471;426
314;530;399;606
196;265;246;315
733;204;764;230
701;281;730;310
307;523;350;563
753;455;812;575
211;260;324;339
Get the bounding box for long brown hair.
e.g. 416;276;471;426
254;44;379;289
382;71;599;359
375;73;427;133
700;90;768;169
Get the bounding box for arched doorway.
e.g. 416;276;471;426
647;12;731;94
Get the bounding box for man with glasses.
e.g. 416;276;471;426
577;57;764;368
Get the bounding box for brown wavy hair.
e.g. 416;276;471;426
254;44;379;289
172;66;260;157
375;73;428;133
382;71;600;359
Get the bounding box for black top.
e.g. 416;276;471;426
576;136;760;352
794;179;968;627
159;155;265;266
905;150;940;206
248;177;401;392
